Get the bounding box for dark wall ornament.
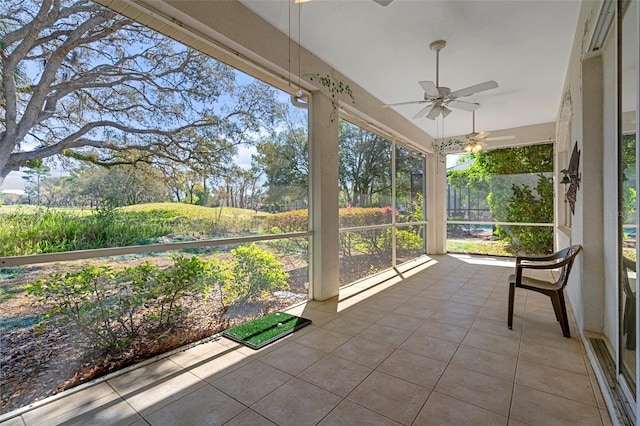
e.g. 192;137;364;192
564;141;581;214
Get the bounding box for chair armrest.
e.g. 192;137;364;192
514;245;582;281
623;256;636;272
516;252;561;262
516;253;575;270
516;259;562;270
515;248;569;268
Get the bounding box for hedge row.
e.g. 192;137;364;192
263;207;398;233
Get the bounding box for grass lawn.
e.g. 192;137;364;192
122;203;269;221
0;203;274;256
447;238;513;257
0;203;270;220
0;205;94;215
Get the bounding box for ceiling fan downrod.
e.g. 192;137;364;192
472;110;476;133
429;40;446;89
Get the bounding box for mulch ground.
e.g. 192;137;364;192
0;298;298;413
0;254;380;414
0;258;307;414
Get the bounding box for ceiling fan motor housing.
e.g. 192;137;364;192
438;87;451;96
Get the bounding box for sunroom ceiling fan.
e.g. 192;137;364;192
385;40;498;120
464;110;515;152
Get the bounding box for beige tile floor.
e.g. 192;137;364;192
1;254;613;426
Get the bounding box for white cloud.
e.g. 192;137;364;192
1;188;25;195
236;145;257;169
1;171;25;191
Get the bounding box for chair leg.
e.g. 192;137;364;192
550;293;562;322
508;282;515;330
625;297;636;350
557;290;571;338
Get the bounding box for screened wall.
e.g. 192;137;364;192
0;0;432;413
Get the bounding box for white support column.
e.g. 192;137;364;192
309;92;340;300
575;53;605;333
427;154;447;254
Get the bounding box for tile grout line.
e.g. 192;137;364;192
508;288;527;425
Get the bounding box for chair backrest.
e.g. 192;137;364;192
556;244;583;289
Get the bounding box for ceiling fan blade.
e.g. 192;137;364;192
447;100;480;111
450;80;499;98
384;100;428;107
485;135;516;141
426;104;442;120
418;81;440;98
413;103;435;119
466;131;479;140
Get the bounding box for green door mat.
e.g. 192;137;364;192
222;311;312;349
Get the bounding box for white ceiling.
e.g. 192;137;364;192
239;0;582;140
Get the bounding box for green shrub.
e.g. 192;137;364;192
26;256;215;353
25;242;292;355
263;209;308;233
263;210;309;255
27;265;145;352
338;206;395;228
263;206;396;234
396;229;423;250
339;207;396;258
265;207;399;259
499;225;553;255
222;244;289;305
501;174;554;254
341;229;391;258
148;255;212;326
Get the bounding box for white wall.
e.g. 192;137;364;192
601;29;620;345
556;2;615;332
556;0;618;347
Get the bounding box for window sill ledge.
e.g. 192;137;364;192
557;225;572;238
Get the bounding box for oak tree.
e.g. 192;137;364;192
0;0;281;183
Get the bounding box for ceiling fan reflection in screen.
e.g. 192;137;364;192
463;110;515;152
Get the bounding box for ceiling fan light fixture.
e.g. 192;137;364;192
464;141;483;153
426;104;441;120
